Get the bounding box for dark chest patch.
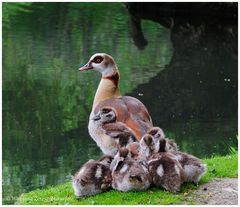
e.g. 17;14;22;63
103;72;120;86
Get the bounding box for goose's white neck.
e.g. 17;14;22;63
92;72;121;110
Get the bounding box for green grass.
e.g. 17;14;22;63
16;152;238;205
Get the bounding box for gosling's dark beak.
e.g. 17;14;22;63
79;62;93;71
130;175;142;182
92;114;101;121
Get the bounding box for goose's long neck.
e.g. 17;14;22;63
92;72;121;110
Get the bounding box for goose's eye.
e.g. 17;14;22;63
93;56;103;64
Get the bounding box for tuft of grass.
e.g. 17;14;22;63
201;151;238;183
16;183;185;205
16;152;238;205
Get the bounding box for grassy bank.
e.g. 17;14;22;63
16;152;238;205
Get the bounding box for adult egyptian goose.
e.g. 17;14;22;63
79;53;153;156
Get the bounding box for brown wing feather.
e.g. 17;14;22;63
122;96;152;123
93;96;153;140
122;96;153;139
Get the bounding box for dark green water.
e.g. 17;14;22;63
2;3;237;204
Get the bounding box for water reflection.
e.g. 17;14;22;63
128;2;238;156
3;3;172;204
2;2;237;204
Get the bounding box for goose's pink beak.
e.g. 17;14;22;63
79;62;93;71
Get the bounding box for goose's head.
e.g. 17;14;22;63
79;53;118;77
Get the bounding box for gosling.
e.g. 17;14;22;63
91;107;137;148
139;134;158;158
172;151;207;184
148;152;185;193
72;155;113;199
147;126;178;152
111;148;151;192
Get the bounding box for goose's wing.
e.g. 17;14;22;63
122;96;153;139
93;96;153;140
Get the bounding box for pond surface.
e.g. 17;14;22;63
2;3;237;204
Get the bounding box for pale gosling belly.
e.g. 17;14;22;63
88;118;119;156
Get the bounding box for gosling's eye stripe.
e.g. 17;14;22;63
92;56;104;63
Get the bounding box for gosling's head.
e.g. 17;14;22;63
147;127;165;141
139;134;158;157
165;139;178;152
159;138;178;152
112;158;150;192
98;155;113;167
92;108;116;123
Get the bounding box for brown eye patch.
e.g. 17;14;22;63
92;56;104;64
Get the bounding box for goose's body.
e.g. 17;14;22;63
80;53;153;156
